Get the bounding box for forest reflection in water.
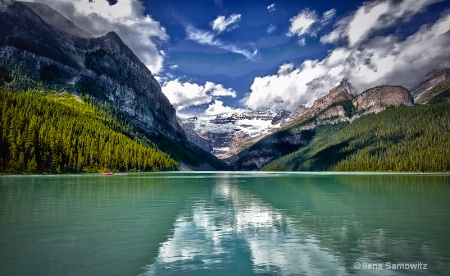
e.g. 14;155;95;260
1;172;449;275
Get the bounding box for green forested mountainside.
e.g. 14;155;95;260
0;65;226;172
262;103;450;172
0;88;179;173
425;79;450;104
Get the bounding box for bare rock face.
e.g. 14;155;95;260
282;79;357;129
230;81;415;170
304;79;357;117
353;86;414;114
178;118;212;153
410;68;450;100
0;2;185;140
411;69;450;104
281;105;306;126
317;105;347;120
271;110;291;125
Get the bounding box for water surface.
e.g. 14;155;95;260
1;172;449;275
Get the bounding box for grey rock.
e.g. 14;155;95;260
353;85;414;114
0;2;185;140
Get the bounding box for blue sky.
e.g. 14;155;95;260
144;0;358;114
27;0;450;116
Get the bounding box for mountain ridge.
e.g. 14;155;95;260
0;2;184;140
229;81;417;170
0;1;225;171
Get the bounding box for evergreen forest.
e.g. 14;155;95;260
0;88;179;173
262;103;450;172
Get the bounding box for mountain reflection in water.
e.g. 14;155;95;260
143;178;346;275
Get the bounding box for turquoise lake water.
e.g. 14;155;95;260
1;172;449;275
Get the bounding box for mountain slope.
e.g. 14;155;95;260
0;88;178;173
0;2;225;171
262;103;450;172
416;78;450;104
0;2;183;139
180;111;278;158
231;80;415;170
410;68;450;102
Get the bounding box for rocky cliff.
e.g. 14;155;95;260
410;68;450;104
353;85;414;114
179;117;213;152
0;2;185;140
281;79;358;129
179;111;277;158
410;68;450;100
230;80;415;170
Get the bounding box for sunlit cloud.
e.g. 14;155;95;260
162;79;237;115
287;8;336;43
288;9;318;37
211;14;242;33
321;0;442;46
244;6;450;112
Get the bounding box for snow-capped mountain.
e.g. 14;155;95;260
179;111;289;158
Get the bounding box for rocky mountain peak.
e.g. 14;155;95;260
329;78;359;98
0;1;185;140
282;79;358;127
309;79;357;112
410;68;450;104
353;85;413;114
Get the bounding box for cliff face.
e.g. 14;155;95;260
0;2;185;140
309;79;357;113
231;81;415;170
410;68;450;101
179;111;277;158
411;68;450;104
178;118;213;152
271;110;291;125
353;86;414;114
280;79;358;130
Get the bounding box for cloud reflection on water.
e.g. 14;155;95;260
141;178;347;275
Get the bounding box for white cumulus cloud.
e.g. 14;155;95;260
278;63;295;75
28;0;168;74
244;5;450;113
162;79;237;114
321;0;442;46
211;14;242;33
205;100;237;115
288;9;318;37
287;8;336;43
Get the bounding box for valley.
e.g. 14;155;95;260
0;1;449;173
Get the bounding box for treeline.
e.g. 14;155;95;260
0;89;179;174
262;103;450;172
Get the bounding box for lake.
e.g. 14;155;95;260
1;172;449;275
